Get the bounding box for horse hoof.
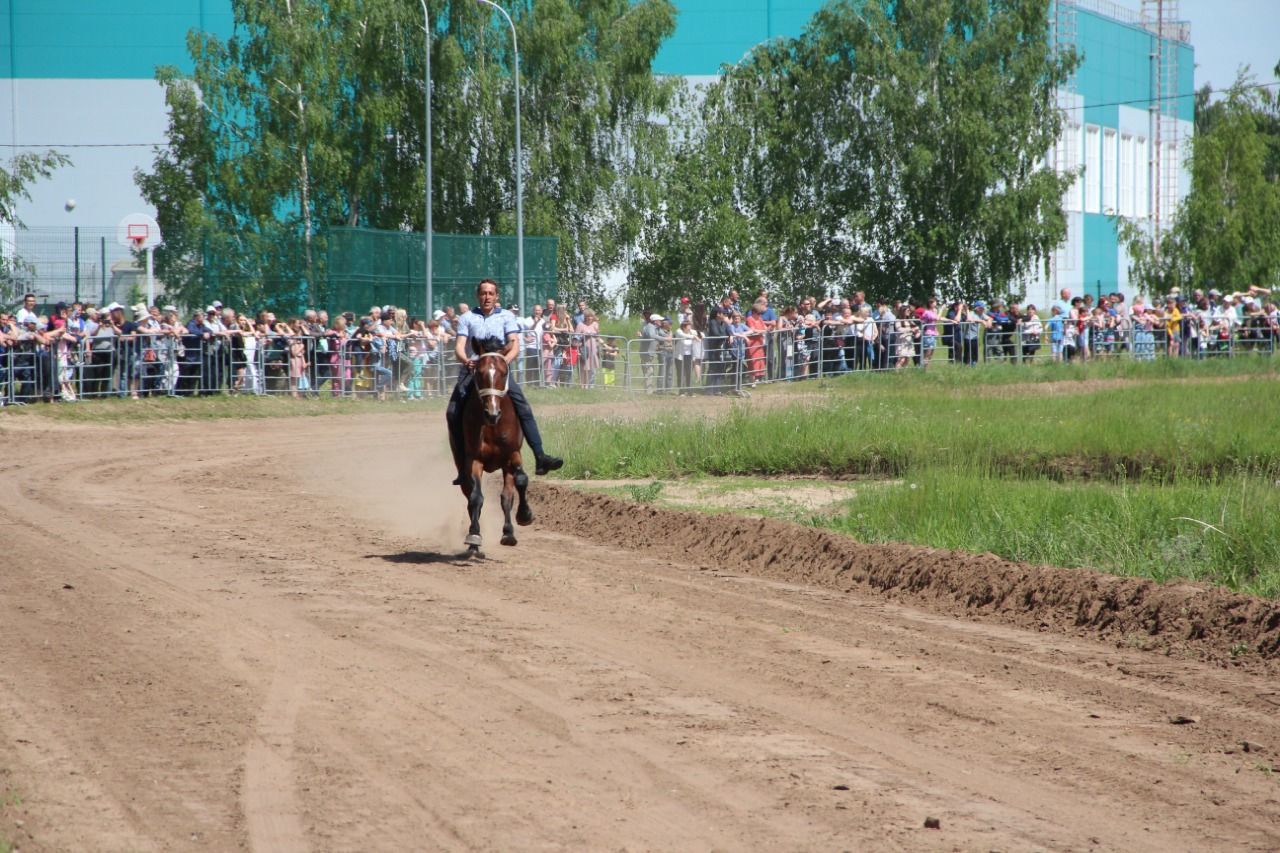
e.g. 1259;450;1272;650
465;546;485;559
464;534;482;547
516;509;534;526
500;534;517;546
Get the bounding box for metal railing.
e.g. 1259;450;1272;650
2;317;1277;406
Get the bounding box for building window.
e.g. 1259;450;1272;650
1102;129;1117;214
1084;125;1101;213
1160;141;1180;223
1119;133;1134;217
1062;122;1082;213
1135;137;1149;219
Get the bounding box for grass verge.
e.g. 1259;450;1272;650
543;359;1280;596
546;369;1280;482
827;471;1280;598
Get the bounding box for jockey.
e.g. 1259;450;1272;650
447;279;563;485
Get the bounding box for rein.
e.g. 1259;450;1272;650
474;351;510;398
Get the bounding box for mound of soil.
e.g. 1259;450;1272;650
535;484;1280;666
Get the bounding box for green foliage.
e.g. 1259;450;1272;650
1;150;72;304
1123;72;1280;293
631;0;1076;309
0;150;70;229
624;481;665;503
138;0;677;311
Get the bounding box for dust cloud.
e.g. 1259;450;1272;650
298;411;511;553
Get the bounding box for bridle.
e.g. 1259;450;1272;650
474;350;509;398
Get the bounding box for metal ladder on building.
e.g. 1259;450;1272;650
1049;0;1078;298
1143;0;1181;255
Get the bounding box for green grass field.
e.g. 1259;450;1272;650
541;359;1280;596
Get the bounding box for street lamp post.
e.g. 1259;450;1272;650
474;0;524;313
419;0;433;317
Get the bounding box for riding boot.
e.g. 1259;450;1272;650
446;375;470;485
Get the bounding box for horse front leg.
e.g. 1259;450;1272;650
513;462;533;526
499;468;518;546
464;466;484;550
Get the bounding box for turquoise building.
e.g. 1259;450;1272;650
2;0;1192;306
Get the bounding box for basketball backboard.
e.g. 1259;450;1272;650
116;212;162;250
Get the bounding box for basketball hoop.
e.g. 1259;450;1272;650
127;223;149;249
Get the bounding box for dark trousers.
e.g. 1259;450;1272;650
677;354;693;390
446;369;546;467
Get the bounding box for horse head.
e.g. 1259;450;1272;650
473;350;509;425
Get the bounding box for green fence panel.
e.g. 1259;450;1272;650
323;227;558;318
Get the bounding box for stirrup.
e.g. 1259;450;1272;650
534;455;563;475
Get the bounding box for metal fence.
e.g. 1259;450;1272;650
3;225;561;321
1;227;142;307
2;319;1277;406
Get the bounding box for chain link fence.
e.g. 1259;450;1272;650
2;225;560;321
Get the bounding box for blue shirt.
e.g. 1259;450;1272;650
457;306;520;352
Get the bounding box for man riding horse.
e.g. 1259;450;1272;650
447;279;563;486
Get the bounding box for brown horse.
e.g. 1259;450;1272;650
459;350;533;554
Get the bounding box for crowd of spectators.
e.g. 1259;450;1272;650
632;284;1279;393
0;293;620;405
1;283;1276;405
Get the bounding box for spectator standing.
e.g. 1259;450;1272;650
1067;297;1088;361
1162;297;1182;359
0;311;13;405
83;308;113;396
875;301;896;370
15;293;39;327
704;306;730;393
48;303;80;401
655;317;675;391
521;305;545;386
549;304;574;387
727;310;749;392
1051;287;1072;318
204;306;228;391
15;314;54;401
439;305;457;338
818;305;841;375
744;300;768;384
576;309;601;389
955;302;981;366
894;315;916;368
919;298;939;367
673;317;698;393
1021;305;1043;361
638;313;660;392
239;313;264;395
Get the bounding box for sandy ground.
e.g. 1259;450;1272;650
1;410;1278;852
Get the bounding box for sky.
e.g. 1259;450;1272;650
1180;0;1280;92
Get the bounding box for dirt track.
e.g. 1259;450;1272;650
2;410;1279;852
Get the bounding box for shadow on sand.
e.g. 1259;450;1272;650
367;550;488;566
